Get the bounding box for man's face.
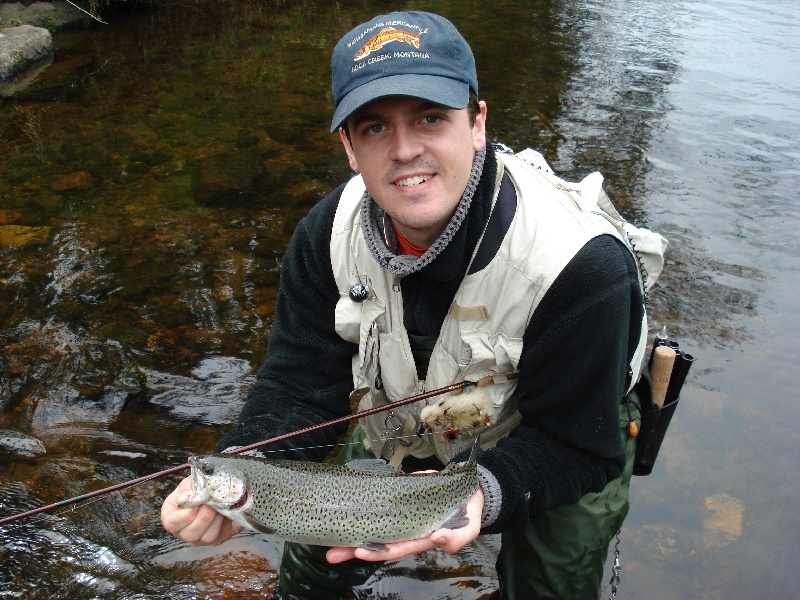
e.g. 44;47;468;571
340;96;487;248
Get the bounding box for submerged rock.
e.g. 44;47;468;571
630;523;697;568
191;153;264;207
703;493;744;549
0;224;53;249
0;48;52;97
0;429;47;457
50;171;93;191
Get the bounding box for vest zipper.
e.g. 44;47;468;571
390;274;424;395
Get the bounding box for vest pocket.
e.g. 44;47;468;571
461;329;523;376
334;295;362;343
377;329;419;400
357;299;386;385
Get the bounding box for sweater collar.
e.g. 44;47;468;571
360;145;494;279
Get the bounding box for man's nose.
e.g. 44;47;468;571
390;126;424;162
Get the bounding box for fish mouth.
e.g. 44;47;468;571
230;487;249;510
178;460;209;508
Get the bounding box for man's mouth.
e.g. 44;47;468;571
395;174;433;187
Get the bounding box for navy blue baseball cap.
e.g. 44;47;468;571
330;11;478;132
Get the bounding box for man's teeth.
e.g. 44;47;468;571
396;175;432;186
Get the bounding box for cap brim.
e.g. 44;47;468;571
330;74;470;132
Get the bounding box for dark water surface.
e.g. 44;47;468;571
1;0;798;598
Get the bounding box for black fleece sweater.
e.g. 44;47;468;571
217;146;643;535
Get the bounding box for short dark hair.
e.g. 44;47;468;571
466;92;480;124
340;92;481;143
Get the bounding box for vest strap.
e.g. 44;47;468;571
468;171;517;275
388;415;418;470
448;304;490;321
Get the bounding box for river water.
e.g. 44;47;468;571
1;0;798;598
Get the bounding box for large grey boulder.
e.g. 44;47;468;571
0;24;53;81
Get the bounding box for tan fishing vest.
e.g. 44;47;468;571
330;150;655;466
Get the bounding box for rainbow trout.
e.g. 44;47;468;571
179;439;479;551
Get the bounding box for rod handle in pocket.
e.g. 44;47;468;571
650;345;676;408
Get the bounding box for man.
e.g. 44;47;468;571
162;11;646;599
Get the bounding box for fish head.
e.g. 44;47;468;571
179;455;248;510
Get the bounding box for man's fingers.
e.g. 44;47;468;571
430;530;465;553
327;538;436;564
191;509;224;544
326;547;358;564
430;488;485;553
179;505;224;544
160;478;242;546
325;488;485;562
354;538;436;562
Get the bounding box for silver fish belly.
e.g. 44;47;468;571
179;440;480;550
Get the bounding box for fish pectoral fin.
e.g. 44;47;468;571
360;542;390;553
345;459;403;474
440;505;470;530
242;513;276;535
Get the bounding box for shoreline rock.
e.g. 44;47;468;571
0;24;53;81
0;2;87;93
0;2;88;33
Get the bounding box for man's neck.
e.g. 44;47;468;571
394;224;428;257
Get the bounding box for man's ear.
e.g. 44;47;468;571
339;127;360;172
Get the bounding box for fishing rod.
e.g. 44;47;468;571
0;372;517;526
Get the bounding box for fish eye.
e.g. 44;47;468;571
201;463;215;476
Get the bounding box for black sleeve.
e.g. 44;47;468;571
216;184;358;460
476;234;643;534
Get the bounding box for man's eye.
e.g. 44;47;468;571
423;115;440;124
367;124;384;134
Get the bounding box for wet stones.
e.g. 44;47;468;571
0;3;86;34
0;210;23;225
0;25;53;81
0;224;53;249
50;171;93;191
630;523;697;568
0;2;93;97
0;429;46;457
191;153;264;207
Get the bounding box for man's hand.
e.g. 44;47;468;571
325;487;484;564
160;475;243;546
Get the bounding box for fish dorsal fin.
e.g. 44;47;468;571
242;513;277;535
440;504;469;530
345;459;403;474
442;434;483;474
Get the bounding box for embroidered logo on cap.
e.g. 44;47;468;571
353;26;422;61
